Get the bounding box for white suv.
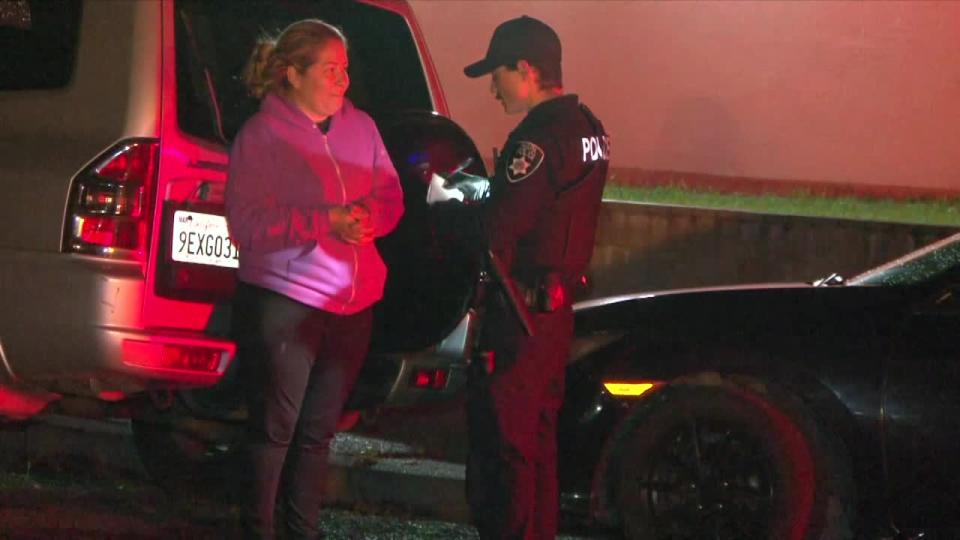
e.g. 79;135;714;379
0;0;487;485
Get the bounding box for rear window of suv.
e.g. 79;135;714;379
175;0;433;144
0;0;82;90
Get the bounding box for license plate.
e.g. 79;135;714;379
171;210;239;268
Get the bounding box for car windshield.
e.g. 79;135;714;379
848;232;960;286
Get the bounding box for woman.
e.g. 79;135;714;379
225;19;403;539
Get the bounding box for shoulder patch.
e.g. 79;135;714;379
505;141;545;183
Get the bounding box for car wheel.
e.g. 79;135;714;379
612;377;853;540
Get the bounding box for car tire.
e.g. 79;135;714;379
611;376;854;540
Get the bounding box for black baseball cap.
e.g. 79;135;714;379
464;15;561;78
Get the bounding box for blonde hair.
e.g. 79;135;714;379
242;19;347;100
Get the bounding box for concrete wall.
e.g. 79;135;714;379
410;1;960;195
587;202;957;298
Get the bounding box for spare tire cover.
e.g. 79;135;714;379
370;111;487;353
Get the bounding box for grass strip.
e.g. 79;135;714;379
604;185;960;227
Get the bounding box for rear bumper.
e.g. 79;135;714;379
0;251;234;399
1;249;472;411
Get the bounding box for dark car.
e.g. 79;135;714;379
557;231;960;539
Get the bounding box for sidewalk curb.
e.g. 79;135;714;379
327;454;469;523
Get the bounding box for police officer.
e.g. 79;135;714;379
455;15;610;540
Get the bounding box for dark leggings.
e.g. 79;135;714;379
232;282;372;539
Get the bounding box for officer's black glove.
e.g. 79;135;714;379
445;170;490;202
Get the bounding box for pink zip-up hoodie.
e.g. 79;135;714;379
226;93;404;314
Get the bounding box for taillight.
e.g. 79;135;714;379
408;368;449;390
64;139;160;266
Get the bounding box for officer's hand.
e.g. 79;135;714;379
445;170;490;202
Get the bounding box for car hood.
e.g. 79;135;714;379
575;282;814;311
573;280;920;344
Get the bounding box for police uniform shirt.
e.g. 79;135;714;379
484;94;610;285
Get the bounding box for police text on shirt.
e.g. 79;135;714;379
581;135;611;162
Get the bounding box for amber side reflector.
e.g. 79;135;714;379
603;381;661;397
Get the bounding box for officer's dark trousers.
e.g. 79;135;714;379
466;304;574;540
233;283;372;540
